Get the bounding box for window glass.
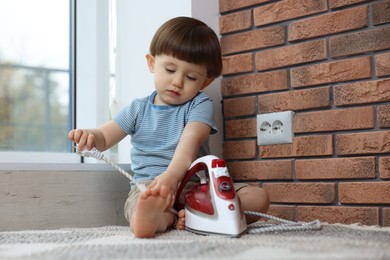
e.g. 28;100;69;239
0;0;71;152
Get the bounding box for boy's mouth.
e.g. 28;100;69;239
167;90;180;96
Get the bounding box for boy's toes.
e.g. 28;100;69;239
175;209;186;230
176;218;185;230
178;209;185;218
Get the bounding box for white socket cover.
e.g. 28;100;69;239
257;111;294;145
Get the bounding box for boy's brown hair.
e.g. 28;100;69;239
149;16;222;78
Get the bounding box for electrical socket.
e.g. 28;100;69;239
257;111;295;145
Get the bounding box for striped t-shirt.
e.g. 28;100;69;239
114;91;217;180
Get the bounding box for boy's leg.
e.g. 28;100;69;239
131;185;176;238
235;184;270;224
124;181;176;238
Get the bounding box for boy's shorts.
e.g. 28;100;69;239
124;179;248;223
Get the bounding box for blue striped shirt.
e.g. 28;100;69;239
114;91;217;180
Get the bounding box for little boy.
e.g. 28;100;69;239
68;16;269;238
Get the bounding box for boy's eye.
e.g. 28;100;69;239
165;68;175;73
187;75;197;81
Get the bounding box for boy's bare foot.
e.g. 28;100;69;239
175;209;186;230
131;185;174;238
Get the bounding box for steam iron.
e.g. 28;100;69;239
174;155;247;237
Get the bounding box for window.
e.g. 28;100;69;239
0;0;112;163
0;0;222;164
0;0;72;152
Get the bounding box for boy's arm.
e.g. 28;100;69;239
68;120;127;151
168;121;211;179
150;121;212;203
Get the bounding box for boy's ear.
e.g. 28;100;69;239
146;54;155;72
200;78;215;90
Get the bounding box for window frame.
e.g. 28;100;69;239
0;0;80;163
0;0;111;164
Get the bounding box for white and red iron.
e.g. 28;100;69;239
174;155;247;237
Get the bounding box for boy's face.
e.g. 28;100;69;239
146;54;213;106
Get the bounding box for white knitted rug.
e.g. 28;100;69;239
1;223;389;259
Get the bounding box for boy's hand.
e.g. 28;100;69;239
68;129;96;151
148;172;180;210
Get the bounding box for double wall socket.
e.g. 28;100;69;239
257;111;294;145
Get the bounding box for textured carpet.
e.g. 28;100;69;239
0;223;389;259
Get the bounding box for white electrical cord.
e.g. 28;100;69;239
74;146;178;215
244;211;321;234
75;146;147;192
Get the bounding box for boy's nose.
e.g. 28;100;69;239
173;76;184;88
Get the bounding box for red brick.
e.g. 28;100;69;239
339;182;390;204
225;118;256;139
378;105;390;129
336;131;390;155
334;79;390;106
224;96;257;117
219;0;271;13
288;6;368;41
258;87;330;113
263;183;337;204
296;157;376;180
380;157;390;179
291;56;372;88
294;107;375;133
227;159;294;180
375;52;390;77
267;205;296;221
222;53;252;75
221;26;285;55
220;10;252;35
260;135;333;158
373;0;390;25
297;206;379;225
330;27;390;58
254;0;328;26
222;70;288;96
329;0;368;9
223;140;257;160
384;208;390;226
255;40;326;71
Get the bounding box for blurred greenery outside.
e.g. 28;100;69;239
0;63;69;152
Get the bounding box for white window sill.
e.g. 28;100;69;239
0;152;81;164
0;162;131;172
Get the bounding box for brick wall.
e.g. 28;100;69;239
219;0;390;226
